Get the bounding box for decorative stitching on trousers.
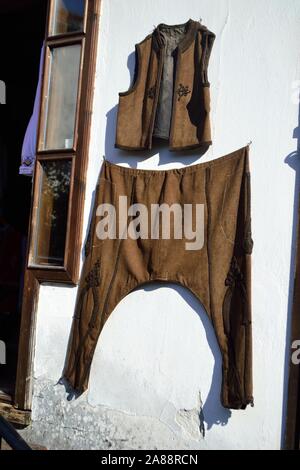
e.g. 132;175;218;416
73;259;101;322
225;257;244;288
176;83;191;101
205;167;212;315
147;85;156;99
85;259;101;288
85;226;92;258
243;219;253;255
223;256;249;406
243;173;253;255
224;256;249;326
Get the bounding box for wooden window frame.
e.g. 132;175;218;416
48;0;89;40
27;0;100;284
2;0;102;416
37;37;84;155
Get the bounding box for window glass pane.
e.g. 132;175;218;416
41;44;81;151
32;160;72;266
51;0;86;36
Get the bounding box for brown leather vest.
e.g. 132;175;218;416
115;19;215;152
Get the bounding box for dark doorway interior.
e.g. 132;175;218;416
0;0;47;401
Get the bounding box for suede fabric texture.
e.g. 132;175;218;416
115;19;215;151
64;146;254;410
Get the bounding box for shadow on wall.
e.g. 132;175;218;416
141;283;231;430
282;94;300;447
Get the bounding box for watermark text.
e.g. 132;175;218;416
96;196;204;250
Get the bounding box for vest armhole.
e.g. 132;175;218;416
119;44;141;97
201;30;216;86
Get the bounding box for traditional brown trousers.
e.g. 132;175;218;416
64;146;253;410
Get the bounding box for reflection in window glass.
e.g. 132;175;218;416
32;160;72;266
41;44;81;150
51;0;86;36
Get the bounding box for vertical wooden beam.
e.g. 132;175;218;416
14;270;40;411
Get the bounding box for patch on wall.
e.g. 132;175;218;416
175;392;205;440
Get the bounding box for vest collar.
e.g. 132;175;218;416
153;19;199;53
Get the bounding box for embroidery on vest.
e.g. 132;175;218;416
147;85;156;99
176;83;191;101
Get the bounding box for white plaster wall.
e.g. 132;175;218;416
27;0;300;450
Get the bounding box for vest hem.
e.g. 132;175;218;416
115;143;151;151
115;140;212;152
169;140;212;152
